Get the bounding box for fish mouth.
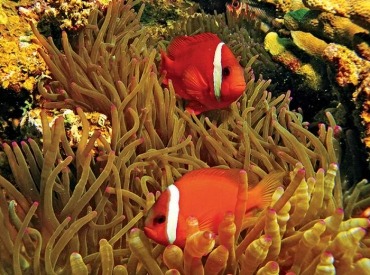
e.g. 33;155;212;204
235;82;247;89
144;226;157;239
234;83;247;93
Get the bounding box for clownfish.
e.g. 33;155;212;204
144;168;285;248
160;33;247;115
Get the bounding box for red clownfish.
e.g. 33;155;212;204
160;33;247;115
144;168;285;248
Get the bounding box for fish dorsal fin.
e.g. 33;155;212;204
182;65;209;99
247;171;287;211
178;168;241;183
167;33;221;58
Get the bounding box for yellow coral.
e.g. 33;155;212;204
291;31;328;57
0;0;8;25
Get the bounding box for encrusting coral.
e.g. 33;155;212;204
0;0;369;274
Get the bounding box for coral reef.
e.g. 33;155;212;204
256;1;370;174
283;9;369;57
264;31;324;91
0;1;47;92
0;0;369;274
282;11;370;154
19;0;112;31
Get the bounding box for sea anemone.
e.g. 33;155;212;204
0;0;369;273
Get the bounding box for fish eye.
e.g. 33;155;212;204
154;215;166;225
232;0;240;8
222;67;231;77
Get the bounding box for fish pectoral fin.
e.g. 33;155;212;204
248;171;288;211
197;217;215;233
182;66;209;99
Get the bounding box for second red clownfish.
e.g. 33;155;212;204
160;33;247;115
144;168;285;248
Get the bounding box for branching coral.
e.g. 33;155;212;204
0;0;369;274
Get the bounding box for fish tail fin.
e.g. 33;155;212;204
247;171;287;211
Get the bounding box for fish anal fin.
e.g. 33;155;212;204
182;65;209;99
247;171;287;212
186;101;207;115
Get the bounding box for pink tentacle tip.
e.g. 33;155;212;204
239;169;247;175
318;219;326;225
297;168;306;175
263;235;272;242
268;261;279;270
268;208;276;214
27;138;33;143
20;140;26;146
130;228;140;233
11;141;18;147
334;125;342;137
33;201;40;207
66;216;72;222
111;104;117;111
336;208;344;214
323;251;334;258
317;168;325;173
